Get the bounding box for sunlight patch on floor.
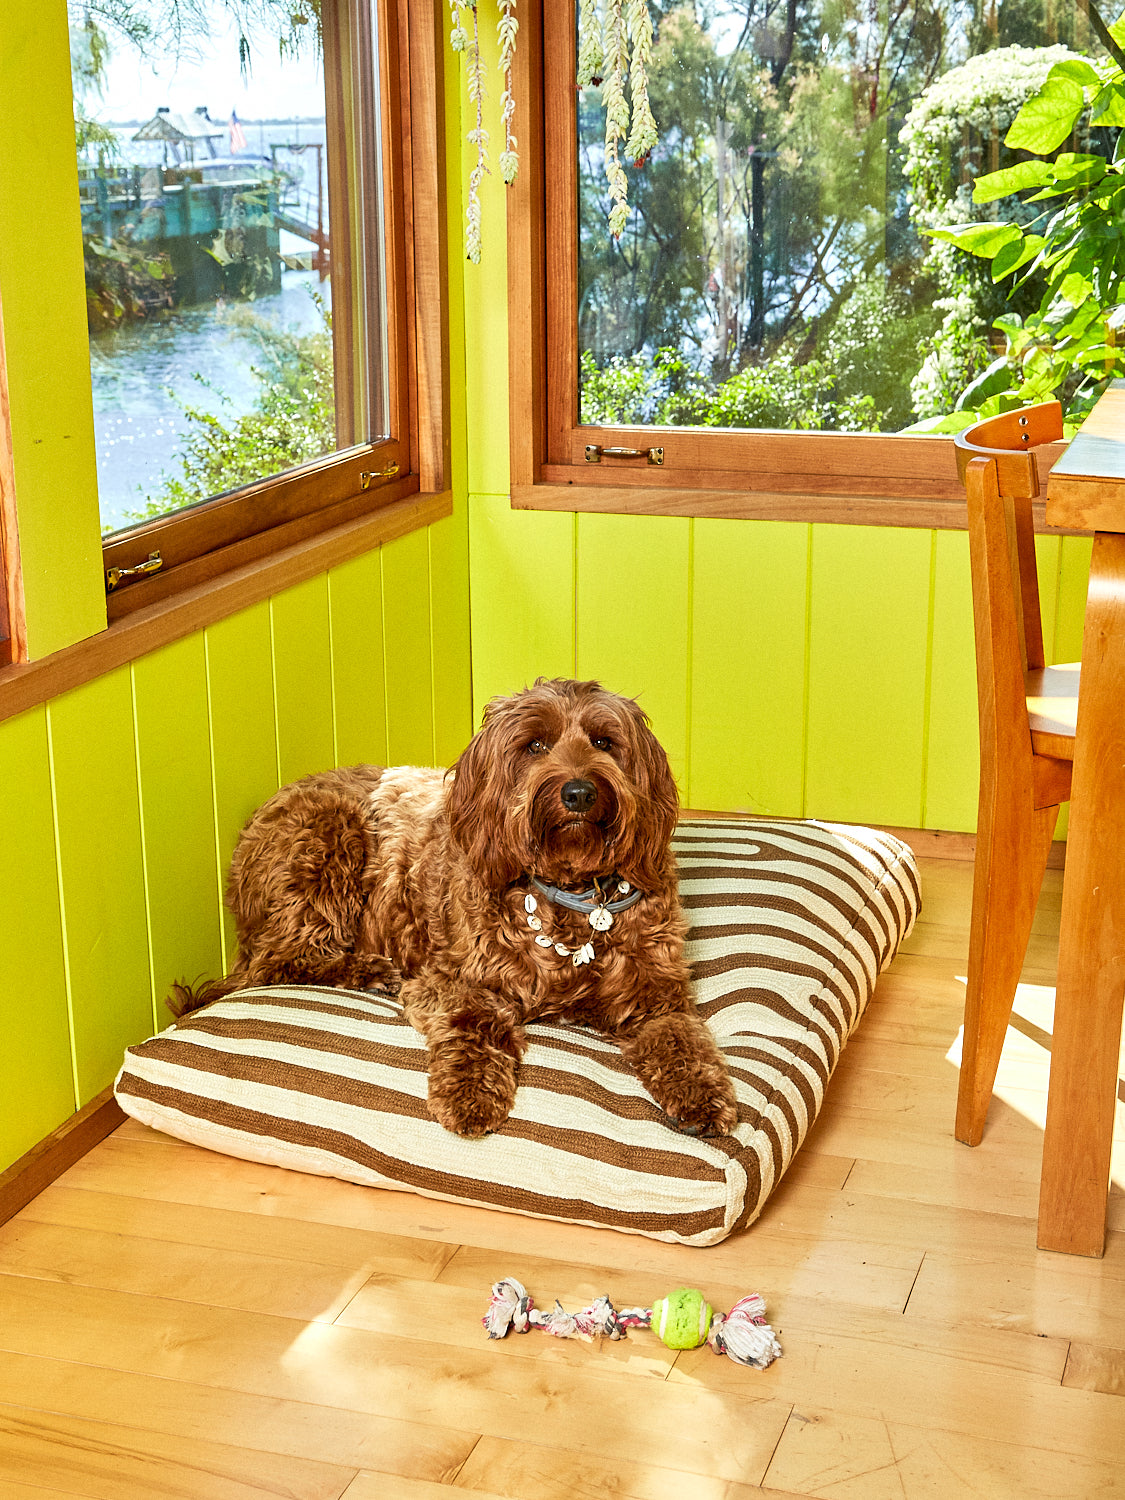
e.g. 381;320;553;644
945;977;1125;1187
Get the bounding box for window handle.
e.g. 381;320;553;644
584;444;664;465
105;551;163;593
360;463;401;489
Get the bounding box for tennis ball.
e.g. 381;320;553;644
651;1287;713;1350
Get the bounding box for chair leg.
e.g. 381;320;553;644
956;792;1060;1146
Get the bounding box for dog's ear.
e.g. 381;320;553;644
615;699;680;893
445;702;525;890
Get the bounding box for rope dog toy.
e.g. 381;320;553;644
481;1278;782;1369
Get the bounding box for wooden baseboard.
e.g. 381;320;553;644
0;1088;125;1228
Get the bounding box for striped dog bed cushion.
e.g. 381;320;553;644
115;818;920;1246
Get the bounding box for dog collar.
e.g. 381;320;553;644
528;875;644;918
523;876;644;967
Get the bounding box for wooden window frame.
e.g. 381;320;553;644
95;0;451;623
505;2;1066;531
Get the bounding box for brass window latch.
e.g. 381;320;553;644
584;444;664;465
105;551;163;593
360;462;400;489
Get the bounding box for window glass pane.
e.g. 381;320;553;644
70;0;387;536
577;2;1106;435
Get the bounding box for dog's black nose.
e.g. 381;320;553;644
560;778;598;813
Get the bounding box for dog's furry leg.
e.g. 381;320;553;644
224;776;401;1000
615;1010;739;1136
402;977;526;1137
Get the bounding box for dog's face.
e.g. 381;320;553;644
446;678;679;892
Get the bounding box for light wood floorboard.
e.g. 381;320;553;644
0;856;1122;1499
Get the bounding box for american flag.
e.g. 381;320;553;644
229;110;248;153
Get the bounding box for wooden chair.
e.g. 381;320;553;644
953;401;1079;1146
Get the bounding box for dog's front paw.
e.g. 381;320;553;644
661;1083;739;1138
426;1047;519;1138
322;954;401;995
361;958;402;996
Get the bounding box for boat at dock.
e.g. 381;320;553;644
79;107;329;311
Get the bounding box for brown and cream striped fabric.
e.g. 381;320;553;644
115;819;920;1246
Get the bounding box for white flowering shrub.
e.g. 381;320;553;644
900;44;1086;419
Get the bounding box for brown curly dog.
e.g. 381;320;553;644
170;678;737;1139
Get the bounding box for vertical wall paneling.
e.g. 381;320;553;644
468;496;577;717
1048;534;1091;842
689;518;810;815
1034;534;1062;661
328;549;390;769
132;637;223;1025
0;1;105;657
204;603;280;969
923;529;979;833
805;525;933;828
0;706;75;1163
270;574;336;786
1053;534;1093;664
575;512;692;786
428;510;475;766
46;668;152;1104
382;526;437;765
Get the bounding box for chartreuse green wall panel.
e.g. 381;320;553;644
1054;535;1093;663
924;529;978;833
271;574;336;786
382;527;437;765
689;519;810;816
132;637;224;1022
205;602;280;967
575;512;692;785
429;511;475;766
804;525;933;828
329;549;389;769
0;707;75;1164
432;518;475;764
0;0;104;657
1046;534;1091;842
46;669;153;1104
468;496;577;716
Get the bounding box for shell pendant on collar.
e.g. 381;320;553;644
523;891;607;966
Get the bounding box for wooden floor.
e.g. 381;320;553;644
1;855;1123;1500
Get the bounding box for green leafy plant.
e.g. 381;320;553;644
579;344;878;434
918;20;1125;432
899;43;1084;424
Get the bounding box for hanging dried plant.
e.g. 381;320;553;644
448;0;658;260
463;3;489;264
447;1;520;264
578;0;657;239
497;0;519;185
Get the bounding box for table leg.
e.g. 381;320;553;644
1038;531;1125;1256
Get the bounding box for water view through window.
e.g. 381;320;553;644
70;0;384;535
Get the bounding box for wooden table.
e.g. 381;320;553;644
1041;381;1125;1256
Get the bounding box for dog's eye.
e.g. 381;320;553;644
591;737;613;753
526;738;549;755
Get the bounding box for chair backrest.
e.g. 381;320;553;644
954;401;1063;681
